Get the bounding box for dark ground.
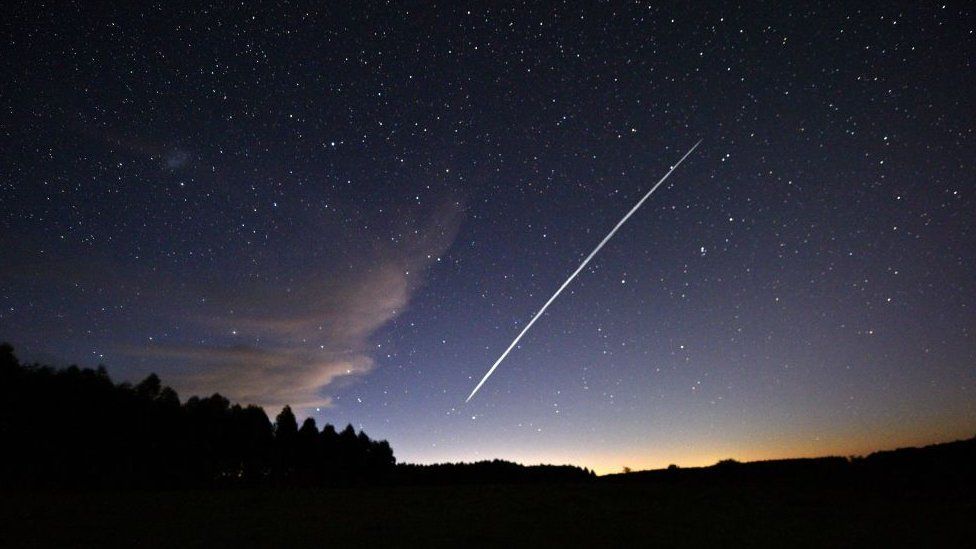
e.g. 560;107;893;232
1;478;972;548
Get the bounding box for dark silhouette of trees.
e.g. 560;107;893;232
0;343;597;489
9;342;968;495
0;344;396;488
394;460;595;485
275;405;299;439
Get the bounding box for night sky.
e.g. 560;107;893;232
2;3;974;473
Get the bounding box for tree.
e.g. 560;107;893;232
274;406;298;440
298;417;318;439
135;373;162;399
0;342;18;372
157;387;180;409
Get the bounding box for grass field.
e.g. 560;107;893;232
2;478;972;547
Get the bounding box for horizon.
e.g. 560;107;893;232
6;343;972;476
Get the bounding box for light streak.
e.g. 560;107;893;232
465;140;703;403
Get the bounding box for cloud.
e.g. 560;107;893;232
134;343;370;409
90;128;194;172
123;197;464;412
163;148;190;170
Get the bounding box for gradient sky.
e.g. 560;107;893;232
2;3;973;474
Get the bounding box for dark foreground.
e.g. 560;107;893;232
2;478;972;548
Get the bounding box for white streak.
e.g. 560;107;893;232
465;140;703;403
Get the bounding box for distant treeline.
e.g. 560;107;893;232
397;460;595;485
5;343;967;491
0;344;595;489
0;344;393;488
604;438;976;490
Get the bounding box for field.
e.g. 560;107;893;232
2;478;972;547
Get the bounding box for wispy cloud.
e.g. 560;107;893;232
124;198;464;411
134;343;370;409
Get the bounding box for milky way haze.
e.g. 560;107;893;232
1;3;973;473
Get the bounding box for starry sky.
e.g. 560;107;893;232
2;3;974;473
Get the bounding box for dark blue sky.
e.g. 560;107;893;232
2;2;973;472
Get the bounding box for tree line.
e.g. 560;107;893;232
396;461;595;484
0;344;596;488
0;343;393;488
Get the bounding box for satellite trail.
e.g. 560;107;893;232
465;140;703;403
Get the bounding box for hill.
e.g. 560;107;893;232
602;436;976;491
